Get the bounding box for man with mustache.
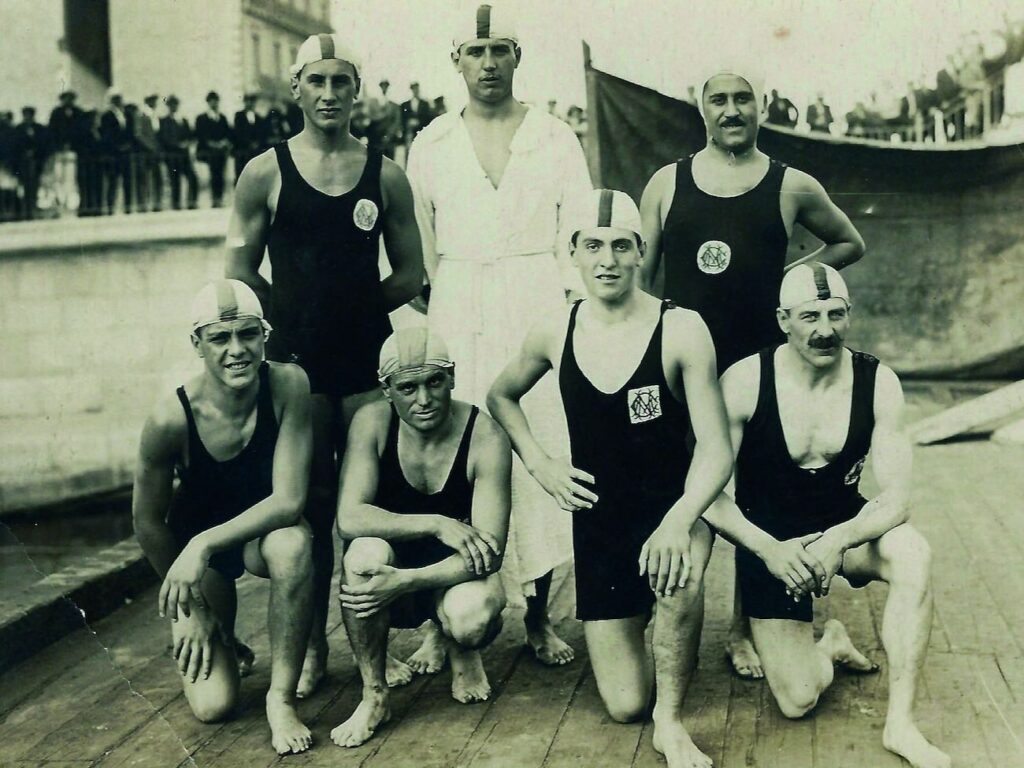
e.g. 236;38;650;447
405;3;592;671
704;263;949;768
226;33;425;697
639;64;865;678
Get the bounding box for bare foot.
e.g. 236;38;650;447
725;634;763;680
406;623;446;675
883;720;951;768
235;640;255;678
525;616;574;666
330;690;391;748
266;692;312;755
652;716;714;768
296;641;327;699
386;653;414;688
449;645;491;703
821;619;879;673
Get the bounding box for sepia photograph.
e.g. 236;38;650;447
1;1;1022;766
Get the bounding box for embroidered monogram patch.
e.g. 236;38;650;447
628;385;662;424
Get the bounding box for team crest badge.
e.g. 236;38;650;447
696;240;731;275
627;385;662;424
353;199;379;231
844;457;866;486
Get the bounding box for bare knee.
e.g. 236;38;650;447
774;682;821;719
443;586;506;650
882;526;932;593
342;537;394;582
604;692;650;723
188;685;237;723
655;566;706;616
262;525;312;580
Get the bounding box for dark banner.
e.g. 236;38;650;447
585;54;1024;379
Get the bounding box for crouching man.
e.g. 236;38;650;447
331;327;512;748
704;263;949;768
132;279;315;755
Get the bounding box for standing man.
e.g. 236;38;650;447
135;93;164;212
12;107;49;220
48;90;83;213
196;91;233;208
489;190;733;768
406;4;592;670
806;93;834;134
226;33;424;698
639;65;865;678
233;92;267;182
331;328;511;747
369;80;403;161
159;95;198;210
400;82;433;151
100;88;133;215
132;279;315;755
704;264;949;768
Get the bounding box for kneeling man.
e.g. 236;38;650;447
488;190;733;768
132;279;314;755
705;263;949;768
332;327;511;747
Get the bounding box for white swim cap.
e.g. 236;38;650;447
378;327;454;384
779;263;851;310
190;279;272;334
569;189;643;244
291;33;363;79
453;4;518;50
695;61;766;120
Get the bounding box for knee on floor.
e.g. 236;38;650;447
603;694;649;724
773;681;820;720
189;688;236;724
446;595;505;650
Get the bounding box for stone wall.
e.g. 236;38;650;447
0;211;228;512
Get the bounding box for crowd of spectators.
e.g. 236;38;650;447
0;79;588;223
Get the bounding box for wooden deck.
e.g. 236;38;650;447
2;397;1023;767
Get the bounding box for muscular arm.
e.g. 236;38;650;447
823;365;912;551
224;154;274;308
132;405;185;578
662;312;733;528
379;158;425;311
783;169;865;272
639;164;673;296
336;404;444;542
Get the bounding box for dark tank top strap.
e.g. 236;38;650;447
674;155;696;195
764;158;787;191
561;300;584;363
175;386;207;465
750;346;778;428
273;142;301;185
382;404;401;459
450;406;480;485
850;351;880;435
253;362;277;432
360;149;383;190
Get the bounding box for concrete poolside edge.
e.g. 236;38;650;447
0;539;156;673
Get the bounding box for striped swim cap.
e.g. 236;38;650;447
453;4;518;50
190;279;272;334
378;327;454;384
569;189;643;243
779;263;851;310
291;33;363;79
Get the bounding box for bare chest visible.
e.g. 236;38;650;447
775;381;853;469
290;147;367;196
464;118;521;189
573;315;658;394
691;154;769;197
396;429;462;495
188;402;257;463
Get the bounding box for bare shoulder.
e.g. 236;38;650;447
662;304;714;352
720;354;762;418
267;361;310;399
780;165;824;195
140;388;187;460
527;305;572;361
469;408;511;454
233;148;278;205
380;153;410;186
872;361;905;416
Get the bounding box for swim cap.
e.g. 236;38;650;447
779;262;851;310
190;279;272;334
695;62;766;120
291;33;363;79
569;189;643;244
453;4;518;50
378;327;454;383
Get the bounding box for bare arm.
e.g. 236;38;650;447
132;404;185;578
486;313;598;511
224;153;274;308
783;169;865;272
379;157;425;311
639;164;673;295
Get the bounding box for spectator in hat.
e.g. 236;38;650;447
401;81;434;149
233;92;268;182
135;93;164;212
100;88;134;214
13;106;50;219
159;95;198;209
48;90;84;213
195;91;232;207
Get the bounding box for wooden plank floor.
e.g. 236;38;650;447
2;397;1023;767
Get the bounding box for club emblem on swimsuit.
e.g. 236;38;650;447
844;457;866;486
696;240;731;275
353;199;379;231
627;385;662;424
